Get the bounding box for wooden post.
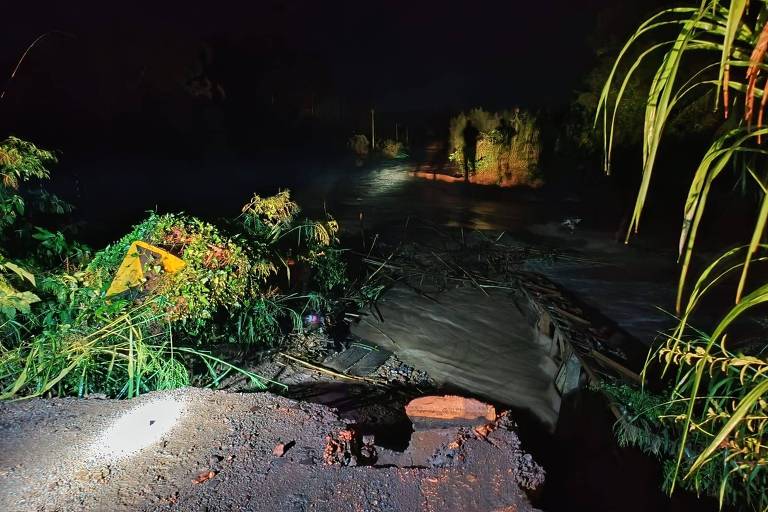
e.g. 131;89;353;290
370;108;375;150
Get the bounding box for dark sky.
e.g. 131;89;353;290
0;0;669;158
0;0;624;112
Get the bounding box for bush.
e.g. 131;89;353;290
348;134;370;158
0;137;89;328
1;189;347;399
379;139;406;159
448;107;542;187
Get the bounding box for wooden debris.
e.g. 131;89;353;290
589;350;641;383
277;352;385;384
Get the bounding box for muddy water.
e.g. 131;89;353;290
294;161;720;511
351;284;562;430
292;160;680;344
292;160;687;428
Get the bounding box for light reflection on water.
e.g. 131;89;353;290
296;160;545;234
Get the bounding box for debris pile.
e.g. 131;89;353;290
323;427;377;466
373;354;433;386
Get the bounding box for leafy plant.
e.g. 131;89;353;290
0;136;55;231
0;137;75;327
0;256;39;321
598;1;768;509
1;189;346;400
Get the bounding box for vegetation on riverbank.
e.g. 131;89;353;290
0;138;347;399
598;1;768;509
448;108;542;187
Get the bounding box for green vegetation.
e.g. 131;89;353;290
448;108;542;186
0;138;347;400
598;2;768;509
560;25;720;161
0;137;89;326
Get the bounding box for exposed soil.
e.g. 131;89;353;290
0;388;543;512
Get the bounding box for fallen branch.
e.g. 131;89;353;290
278;352;386;385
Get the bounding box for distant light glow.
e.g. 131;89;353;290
90;397;185;461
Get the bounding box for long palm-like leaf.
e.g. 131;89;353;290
600;1;768;504
677;128;768;311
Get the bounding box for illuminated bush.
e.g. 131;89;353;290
0;190;346;399
448;108;542;187
348;134;370;157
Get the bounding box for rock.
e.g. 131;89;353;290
323;428;376;466
272;441;294;457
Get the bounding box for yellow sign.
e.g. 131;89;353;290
106;241;186;297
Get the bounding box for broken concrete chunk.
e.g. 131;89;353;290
405;395;496;427
273;443;286;457
272;440;294;457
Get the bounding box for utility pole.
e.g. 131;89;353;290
395;123;399;142
370;108;376;150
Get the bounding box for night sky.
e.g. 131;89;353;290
0;0;668;157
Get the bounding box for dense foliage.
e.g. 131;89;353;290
0;139;347;400
0;137;90;325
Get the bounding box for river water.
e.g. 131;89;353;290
292;159;681;345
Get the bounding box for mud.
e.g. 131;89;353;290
0;388;543;512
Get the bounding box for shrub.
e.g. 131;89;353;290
0;190;346;399
448;108;542;186
0;137;88;327
379;139;406;159
348;134;370;157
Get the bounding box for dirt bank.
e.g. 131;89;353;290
0;388;543;512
